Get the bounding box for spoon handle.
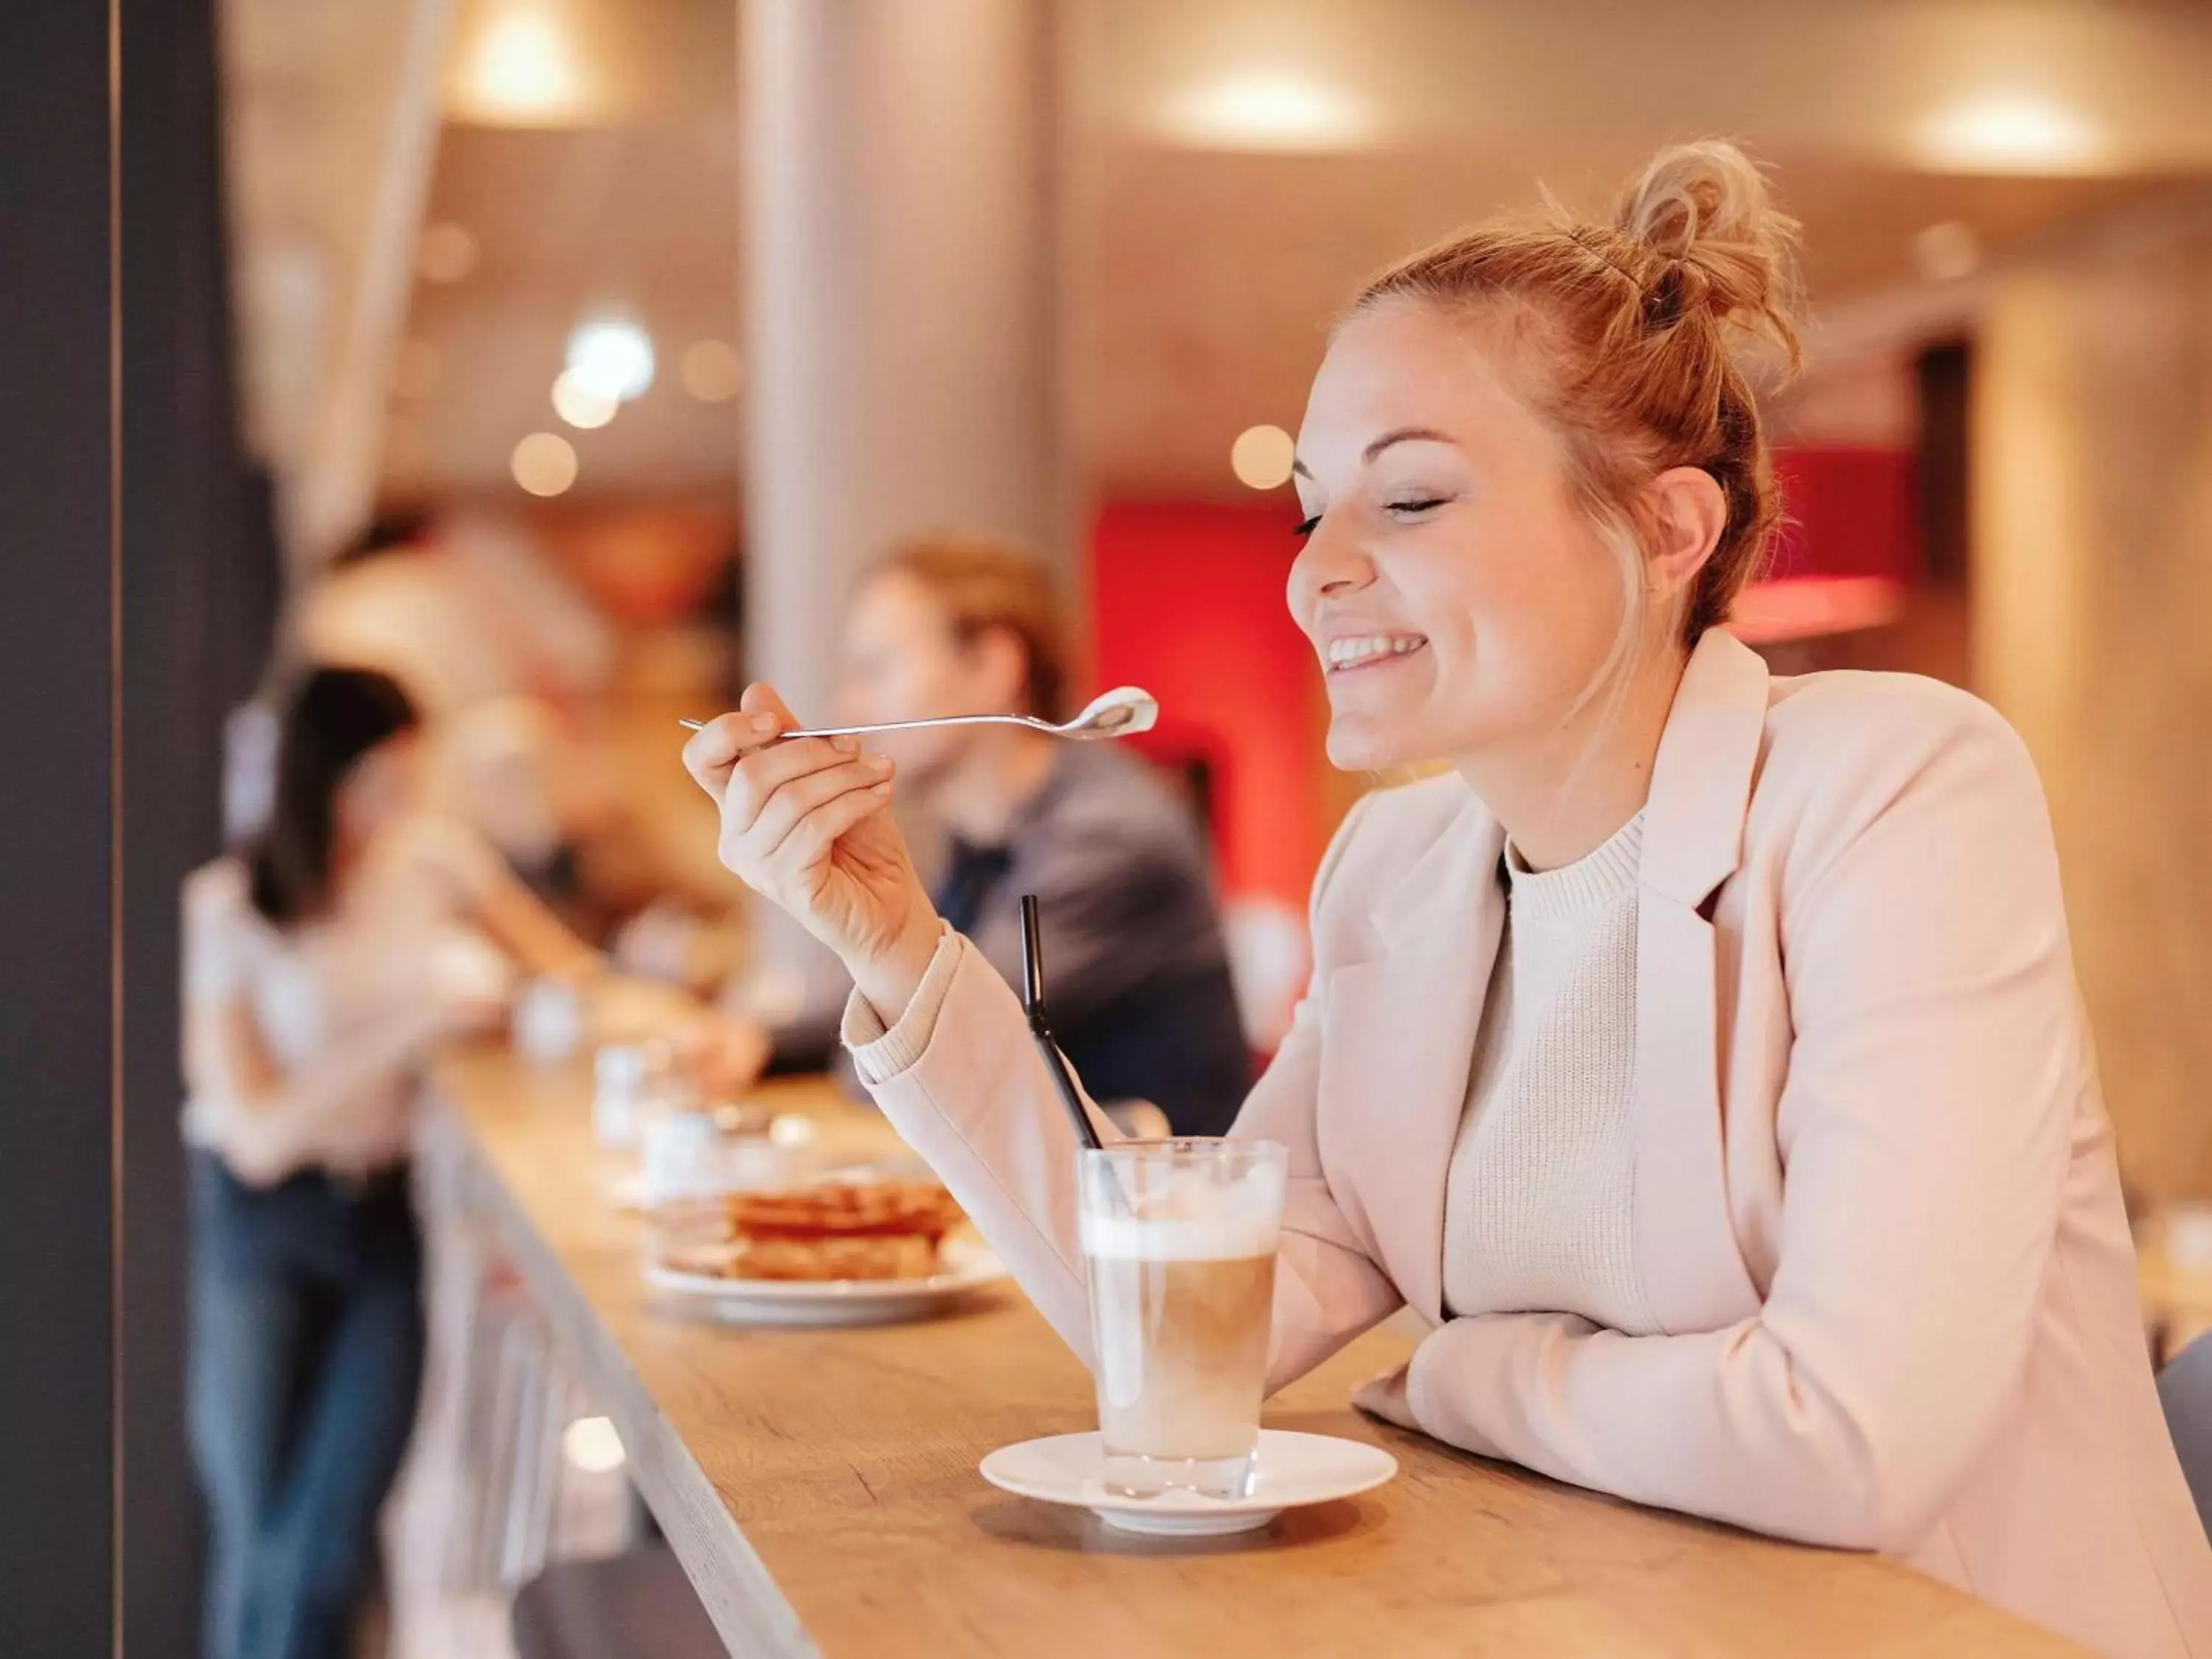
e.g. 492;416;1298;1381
675;712;1043;740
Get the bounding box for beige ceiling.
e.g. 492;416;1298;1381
1074;143;2173;496
221;0;2212;525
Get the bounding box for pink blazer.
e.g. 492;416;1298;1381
860;630;2212;1658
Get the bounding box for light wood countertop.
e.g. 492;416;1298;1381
430;1043;2084;1658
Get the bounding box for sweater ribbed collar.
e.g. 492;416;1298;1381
1503;810;1645;921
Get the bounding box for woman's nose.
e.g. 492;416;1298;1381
1290;521;1373;605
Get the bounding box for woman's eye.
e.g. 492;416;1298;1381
1385;497;1447;518
1292;515;1321;538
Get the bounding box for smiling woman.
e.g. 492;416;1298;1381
689;139;2212;1659
1287;142;1798;866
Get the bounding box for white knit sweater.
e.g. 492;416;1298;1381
1441;810;1660;1336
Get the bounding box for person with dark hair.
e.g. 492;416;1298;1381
181;665;601;1659
722;534;1251;1136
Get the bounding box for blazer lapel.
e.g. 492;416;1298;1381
1322;787;1506;1326
1634;630;1770;1332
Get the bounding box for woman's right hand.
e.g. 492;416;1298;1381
681;683;942;1020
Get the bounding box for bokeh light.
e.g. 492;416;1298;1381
511;431;578;496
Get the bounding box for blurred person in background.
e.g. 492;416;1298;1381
182;666;608;1659
724;535;1249;1135
302;507;630;929
299;507;615;719
428;694;601;928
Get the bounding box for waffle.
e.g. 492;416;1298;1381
725;1178;964;1243
658;1177;966;1283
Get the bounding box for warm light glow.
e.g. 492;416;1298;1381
456;4;588;123
1230;424;1296;490
551;369;617;430
1163;70;1368;153
565;317;655;403
680;339;743;403
1729;577;1905;645
417;223;479;285
391;339;439;400
1916;90;2107;175
511;431;578;497
1913;221;1982;282
562;1415;625;1475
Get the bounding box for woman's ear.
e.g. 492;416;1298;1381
1644;467;1730;604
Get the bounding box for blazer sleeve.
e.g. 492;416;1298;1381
854;796;1403;1386
1396;696;2080;1551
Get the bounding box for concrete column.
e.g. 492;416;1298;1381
740;0;1061;723
1972;196;2212;1200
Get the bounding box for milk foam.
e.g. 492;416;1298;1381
1081;1211;1281;1261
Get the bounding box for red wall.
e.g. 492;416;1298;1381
1089;501;1324;911
1767;446;1919;583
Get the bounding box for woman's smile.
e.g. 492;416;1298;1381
1322;630;1430;675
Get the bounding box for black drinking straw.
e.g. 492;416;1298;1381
1018;893;1105;1154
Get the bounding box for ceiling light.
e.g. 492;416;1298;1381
680;339;743;403
1916;90;2107;175
454;2;588;125
565;317;655;403
1231;424;1296;490
1163;71;1368;153
552;369;617;429
417;223;479;285
511;432;577;497
561;1416;625;1475
1913;222;1982;283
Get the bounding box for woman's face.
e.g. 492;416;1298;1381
1289;299;1631;774
336;730;423;847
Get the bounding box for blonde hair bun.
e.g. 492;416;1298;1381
1613;140;1802;373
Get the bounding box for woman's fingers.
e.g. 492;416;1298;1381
776;774;894;874
680;681;802;799
738;681;797;725
737;753;892;863
681;709;780;796
721;735;865;836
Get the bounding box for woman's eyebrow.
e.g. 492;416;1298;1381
1363;426;1455;462
1293;426;1458;480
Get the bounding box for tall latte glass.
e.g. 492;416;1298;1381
1078;1138;1287;1500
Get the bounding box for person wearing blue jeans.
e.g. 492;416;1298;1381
189;1155;425;1659
182;667;617;1659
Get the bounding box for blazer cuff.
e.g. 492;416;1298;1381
842;924;962;1085
1404;1315;1519;1462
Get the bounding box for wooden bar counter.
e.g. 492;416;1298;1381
429;1043;2083;1658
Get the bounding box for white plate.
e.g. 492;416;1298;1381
644;1238;1005;1326
979;1429;1397;1537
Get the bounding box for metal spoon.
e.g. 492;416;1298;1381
677;684;1159;744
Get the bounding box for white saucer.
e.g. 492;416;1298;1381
979;1429;1397;1537
644;1239;1004;1326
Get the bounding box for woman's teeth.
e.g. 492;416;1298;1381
1325;633;1428;672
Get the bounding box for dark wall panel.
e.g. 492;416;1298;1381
0;3;119;1654
119;0;284;1652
